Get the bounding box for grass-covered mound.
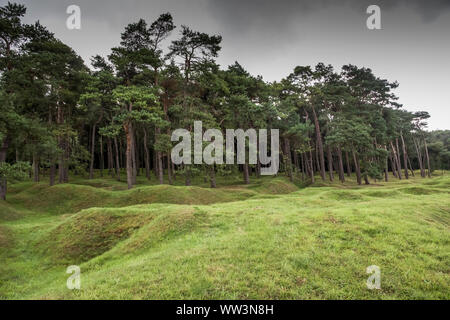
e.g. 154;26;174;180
39;204;209;264
321;190;367;201
0;174;449;300
40;207;154;263
400;186;449;196
248;177;299;195
7;183;258;214
0;226;12;248
0;201;23;222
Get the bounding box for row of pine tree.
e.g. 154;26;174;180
1;3;449;199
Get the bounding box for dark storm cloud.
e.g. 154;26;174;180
207;0;450;31
405;0;450;22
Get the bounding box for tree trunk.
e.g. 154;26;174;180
0;138;9;200
390;141;402;180
32;154;40;182
256;159;261;178
107;138;113;177
136;134;141;176
364;174;370;185
327;146;334;181
311;107;325;180
384;163;389;182
185;165;191;186
167;154;173;185
57;104;66;184
300;153;305;181
0;136;11;164
413;136;425;177
99;135;104;177
47;108;54;187
337;147;345;183
400;133;409;179
352;150;362;185
284;138;293;182
119;139;123;169
293;151;299;174
157;151;164;184
114;137;121;181
423;136;431;178
58;151;64;183
299;153;304;181
303;153;308;176
243;162;250;184
210;165;216;188
308;148;315;183
89;124;97;179
155;128;164;184
49;164;56;186
131;126;137;184
389;153;397;178
395;138;403;177
345;151;351;177
384;146;389;182
314;145;319;175
407;156;415;177
143;128;151;180
0;179;6;201
124;122;133;189
172;161;176;181
63;154;69;183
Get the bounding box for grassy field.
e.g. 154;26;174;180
0;171;449;300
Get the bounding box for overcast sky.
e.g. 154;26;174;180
8;0;450;130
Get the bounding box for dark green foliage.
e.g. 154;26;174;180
0;2;447;199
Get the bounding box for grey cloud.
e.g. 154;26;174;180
207;0;450;32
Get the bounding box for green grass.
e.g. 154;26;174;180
0;172;449;300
